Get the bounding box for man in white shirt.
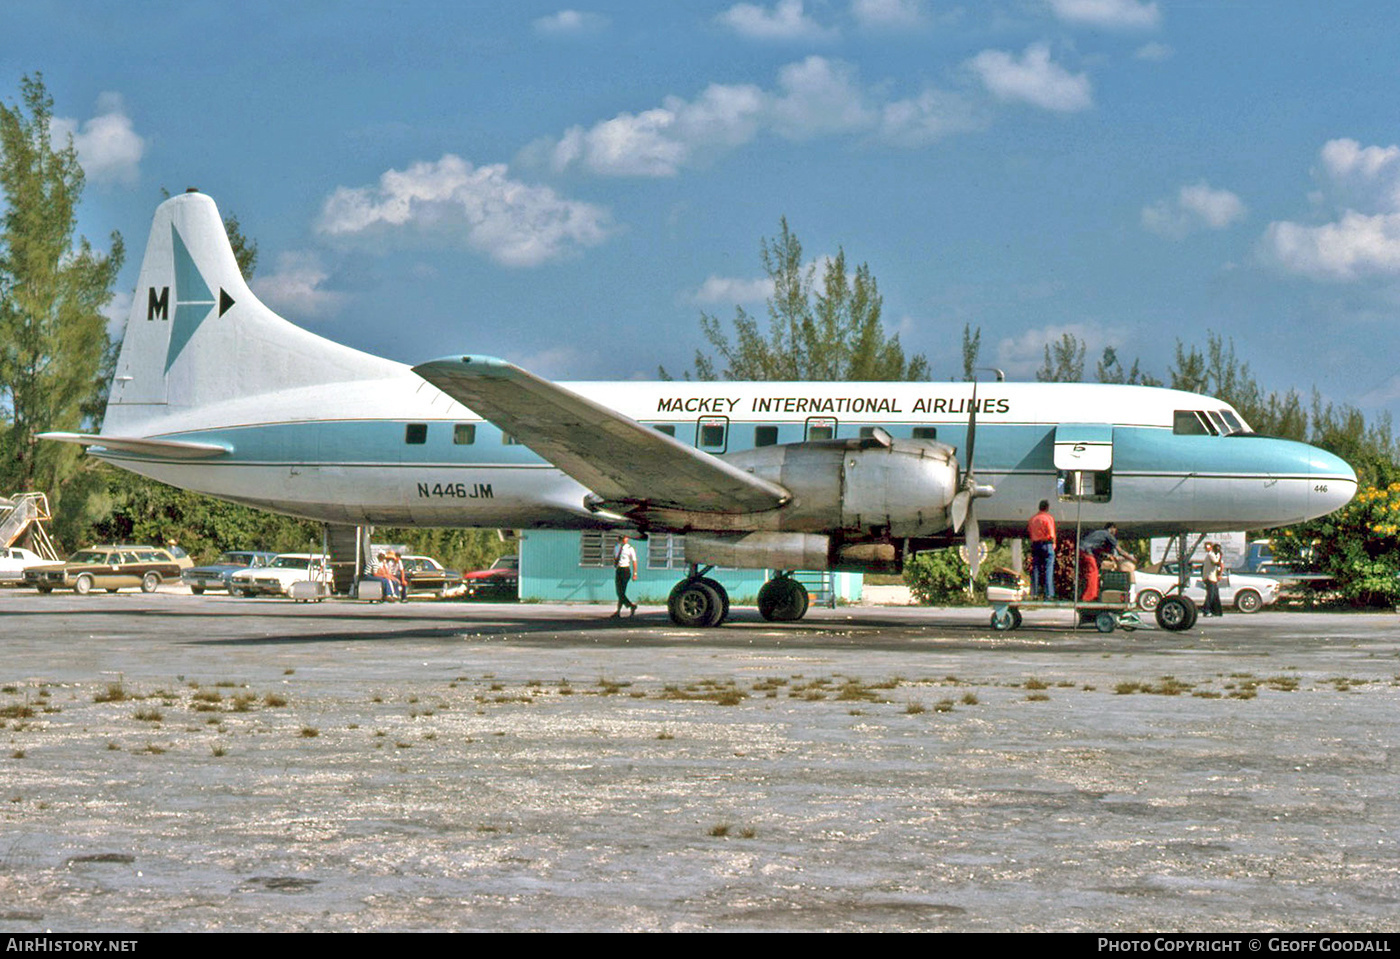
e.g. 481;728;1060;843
612;535;638;617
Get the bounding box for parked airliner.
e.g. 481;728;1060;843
43;191;1358;627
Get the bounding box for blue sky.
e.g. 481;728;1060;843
5;1;1400;425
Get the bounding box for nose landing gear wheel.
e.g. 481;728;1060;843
1155;595;1198;632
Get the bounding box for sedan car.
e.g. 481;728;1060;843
1134;562;1281;614
0;546;50;584
461;554;519;601
228;553;331;598
182;550;279;594
24;546;184;594
400;555;463;598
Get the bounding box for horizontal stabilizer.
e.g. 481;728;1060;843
412;356;789;514
38;432;231;460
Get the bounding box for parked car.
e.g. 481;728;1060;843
24;546;184;595
461;554;519;601
0;546;51;584
1134;562;1281;614
400;555;463;597
182;550;279;594
228;553;331;597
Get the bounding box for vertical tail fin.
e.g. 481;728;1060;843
102;190;397;435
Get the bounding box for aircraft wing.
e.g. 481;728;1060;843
412;356;789;514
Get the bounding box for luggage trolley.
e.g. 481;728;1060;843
985;423;1196;634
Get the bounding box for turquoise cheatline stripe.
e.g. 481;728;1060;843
166;224;216;374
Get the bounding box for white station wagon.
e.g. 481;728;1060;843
228;553;331;598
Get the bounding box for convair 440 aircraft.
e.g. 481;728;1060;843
44;191;1358;627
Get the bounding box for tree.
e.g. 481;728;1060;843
1036;332;1086;382
961;323;981;381
685;218;929;382
0;74;123;500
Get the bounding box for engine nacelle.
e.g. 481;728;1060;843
685;531;902;573
718;435;960;537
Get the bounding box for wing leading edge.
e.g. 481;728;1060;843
412;356;788;515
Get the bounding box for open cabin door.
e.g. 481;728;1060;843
1054;423;1114;503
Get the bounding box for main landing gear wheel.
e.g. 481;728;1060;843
667;579;727;628
757;576;809;622
1155;594;1198;632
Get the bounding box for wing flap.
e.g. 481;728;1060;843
412;356;788;514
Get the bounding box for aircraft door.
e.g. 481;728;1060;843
1054;424;1113;503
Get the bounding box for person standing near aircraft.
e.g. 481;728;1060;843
1028;500;1057;600
612;535;638;617
1202;542;1224;617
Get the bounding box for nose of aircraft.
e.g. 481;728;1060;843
1308;447;1358;519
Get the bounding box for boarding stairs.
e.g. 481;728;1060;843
0;492;60;561
791;569;837;609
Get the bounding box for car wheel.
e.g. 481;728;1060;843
1136;589;1162;612
190;585;204;595
74;574;94;595
229;587;245;598
141;572;160;593
1234;589;1262;614
106;588;120;594
36;586;52;594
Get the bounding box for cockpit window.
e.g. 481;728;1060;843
1219;410;1249;435
1173;410;1213;435
1206;410;1230;434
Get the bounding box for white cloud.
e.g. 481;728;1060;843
533;10;607;34
51;92;144;187
995;322;1121;379
717;0;837;41
537;56;976;178
1047;0;1161;30
1260;138;1400;281
252;251;347;318
690;274;776;305
316;155;613;267
969;43;1093;113
851;0;925;30
1142;182;1246;239
769;56;873;139
1134;41;1172;61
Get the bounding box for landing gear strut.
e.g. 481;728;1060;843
757;573;809;622
667;565;729;627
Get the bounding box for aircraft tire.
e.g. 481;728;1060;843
697;577;730;624
758;577;809;622
1155;595;1197;632
668;580;724;628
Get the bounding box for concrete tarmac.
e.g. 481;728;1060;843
1;590;1397;932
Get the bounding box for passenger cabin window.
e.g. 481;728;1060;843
912;426;938;440
697;417;728;452
806;417;836;441
654;424;676;437
1173;410;1212;435
755;425;779;447
405;423;428;445
453;423;476;445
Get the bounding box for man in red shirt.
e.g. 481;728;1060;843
1028;499;1057;599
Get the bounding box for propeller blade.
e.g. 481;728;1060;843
964;382;978;477
965;505;982;582
951;489;970;532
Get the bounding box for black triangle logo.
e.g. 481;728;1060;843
219;288;235;316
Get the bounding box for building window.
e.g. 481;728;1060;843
453;423;476;445
579;531;626;568
647;534;686;569
405;423;427;445
755;425;779;447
